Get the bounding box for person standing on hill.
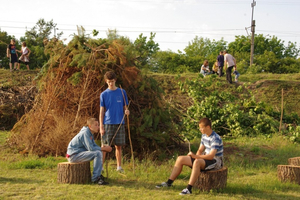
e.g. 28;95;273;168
6;39;18;72
156;118;224;195
66;118;112;185
217;51;224;77
17;42;31;70
224;50;236;84
99;71;130;173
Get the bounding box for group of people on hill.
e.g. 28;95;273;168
67;71;224;195
200;50;240;83
6;39;31;72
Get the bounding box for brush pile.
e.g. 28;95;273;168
9;33;181;158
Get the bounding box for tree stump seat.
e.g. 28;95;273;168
277;165;300;185
194;167;228;191
288;157;300;166
57;161;91;184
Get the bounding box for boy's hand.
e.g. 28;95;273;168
125;109;130;115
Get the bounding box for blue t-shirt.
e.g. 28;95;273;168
200;131;223;157
100;88;129;124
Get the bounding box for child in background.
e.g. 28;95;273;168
212;61;219;75
233;66;240;83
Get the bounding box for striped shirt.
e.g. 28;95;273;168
200;131;223;157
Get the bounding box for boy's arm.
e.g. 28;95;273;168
6;47;10;58
99;106;105;136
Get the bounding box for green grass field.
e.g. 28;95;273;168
1;131;300;200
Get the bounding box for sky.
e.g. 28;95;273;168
1;0;300;52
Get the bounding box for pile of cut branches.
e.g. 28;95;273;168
9;33;181;158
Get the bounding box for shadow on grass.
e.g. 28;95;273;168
217;183;300;200
0;176;45;184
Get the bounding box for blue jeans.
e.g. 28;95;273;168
68;151;103;182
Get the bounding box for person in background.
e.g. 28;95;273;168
66;118;112;185
6;39;18;72
233;66;240;83
200;60;211;76
156;118;224;195
17;42;31;70
212;61;219;75
217;51;224;77
224;50;236;84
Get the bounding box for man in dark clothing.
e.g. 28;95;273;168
6;39;18;72
217;51;224;77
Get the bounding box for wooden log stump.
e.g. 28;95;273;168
277;165;300;185
57;161;91;184
194;167;228;191
288;157;300;166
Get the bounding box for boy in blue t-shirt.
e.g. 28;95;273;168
99;71;129;173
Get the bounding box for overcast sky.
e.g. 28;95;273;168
1;0;299;52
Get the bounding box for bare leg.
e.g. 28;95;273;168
13;62;17;70
115;145;122;168
9;63;12;71
188;159;206;186
26;64;29;70
169;156;193;180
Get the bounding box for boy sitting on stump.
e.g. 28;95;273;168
156;118;224;195
66;118;112;185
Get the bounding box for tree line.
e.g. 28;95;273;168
1;19;300;74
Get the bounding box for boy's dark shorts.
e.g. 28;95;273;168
102;124;126;146
190;157;217;171
10;54;18;63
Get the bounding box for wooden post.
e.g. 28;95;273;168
279;88;283;132
288;157;300;166
57;162;91;184
277;165;300;184
194;167;228;191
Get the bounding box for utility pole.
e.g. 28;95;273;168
250;0;256;67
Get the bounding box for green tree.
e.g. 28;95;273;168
19;19;63;68
133;32;160;70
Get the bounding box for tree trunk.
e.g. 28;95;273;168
57;161;91;184
277;165;300;184
288;157;300;166
194;167;228;191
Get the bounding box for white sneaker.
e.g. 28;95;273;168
156;182;171;188
117;167;125;173
179;188;192;195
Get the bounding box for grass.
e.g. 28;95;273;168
1;131;300;199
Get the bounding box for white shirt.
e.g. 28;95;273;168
224;53;235;67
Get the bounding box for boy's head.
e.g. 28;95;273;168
104;71;117;81
198;118;212;135
87;118;99;133
10;39;15;44
104;71;117;88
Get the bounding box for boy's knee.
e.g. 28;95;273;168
95;150;102;158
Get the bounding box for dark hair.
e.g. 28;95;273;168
22;42;27;46
199;118;211;128
104;71;117;80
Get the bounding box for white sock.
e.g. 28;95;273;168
117;166;123;170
